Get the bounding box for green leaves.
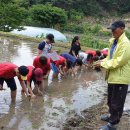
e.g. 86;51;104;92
30;4;67;28
0;0;14;4
0;3;28;32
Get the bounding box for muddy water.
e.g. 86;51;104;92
0;37;107;130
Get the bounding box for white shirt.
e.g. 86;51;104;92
43;42;52;54
79;52;88;64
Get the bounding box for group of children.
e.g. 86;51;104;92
0;34;108;102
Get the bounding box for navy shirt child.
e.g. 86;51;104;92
60;53;76;67
38;41;52;55
69;43;81;56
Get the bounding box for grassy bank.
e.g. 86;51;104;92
0;31;96;51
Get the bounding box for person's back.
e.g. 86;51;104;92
85;50;96;57
33;56;50;75
0;63;29;102
0;63;18;79
60;53;76;65
79;52;88;64
101;50;108;58
58;56;66;66
51;55;66;68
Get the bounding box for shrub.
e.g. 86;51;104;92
99;30;111;37
126;30;130;40
91;24;102;34
0;4;28;32
30;4;67;28
67;10;84;22
81;34;108;49
62;23;84;33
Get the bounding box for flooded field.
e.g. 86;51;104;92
0;37;129;130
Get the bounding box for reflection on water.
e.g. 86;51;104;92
0;38;20;62
0;37;107;130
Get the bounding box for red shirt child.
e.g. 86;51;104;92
0;63;29;101
50;55;66;68
85;50;96;63
33;56;50;75
101;50;108;57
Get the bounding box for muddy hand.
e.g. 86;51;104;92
93;61;101;67
31;94;36;99
27;93;31;97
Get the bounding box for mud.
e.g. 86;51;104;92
63;96;130;130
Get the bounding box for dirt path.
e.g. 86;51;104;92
63;98;130;130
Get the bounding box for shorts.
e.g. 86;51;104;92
0;78;17;91
50;63;59;74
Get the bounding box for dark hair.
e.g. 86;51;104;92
100;55;105;60
87;53;93;61
71;36;80;46
93;56;99;61
96;50;101;57
95;67;101;72
46;34;54;43
103;54;107;58
37;81;42;85
18;66;29;76
66;60;72;69
75;58;83;66
39;56;47;65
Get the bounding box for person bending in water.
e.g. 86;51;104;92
48;55;73;85
25;66;44;98
0;63;29;102
33;55;50;79
50;55;66;77
78;51;95;69
60;53;83;76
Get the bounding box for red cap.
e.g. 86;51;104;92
34;68;43;81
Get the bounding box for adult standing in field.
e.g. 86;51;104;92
94;21;130;130
69;36;81;58
0;63;29;102
38;34;55;56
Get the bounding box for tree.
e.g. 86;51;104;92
16;0;37;8
0;0;14;4
0;4;28;32
35;0;130;16
30;4;67;28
